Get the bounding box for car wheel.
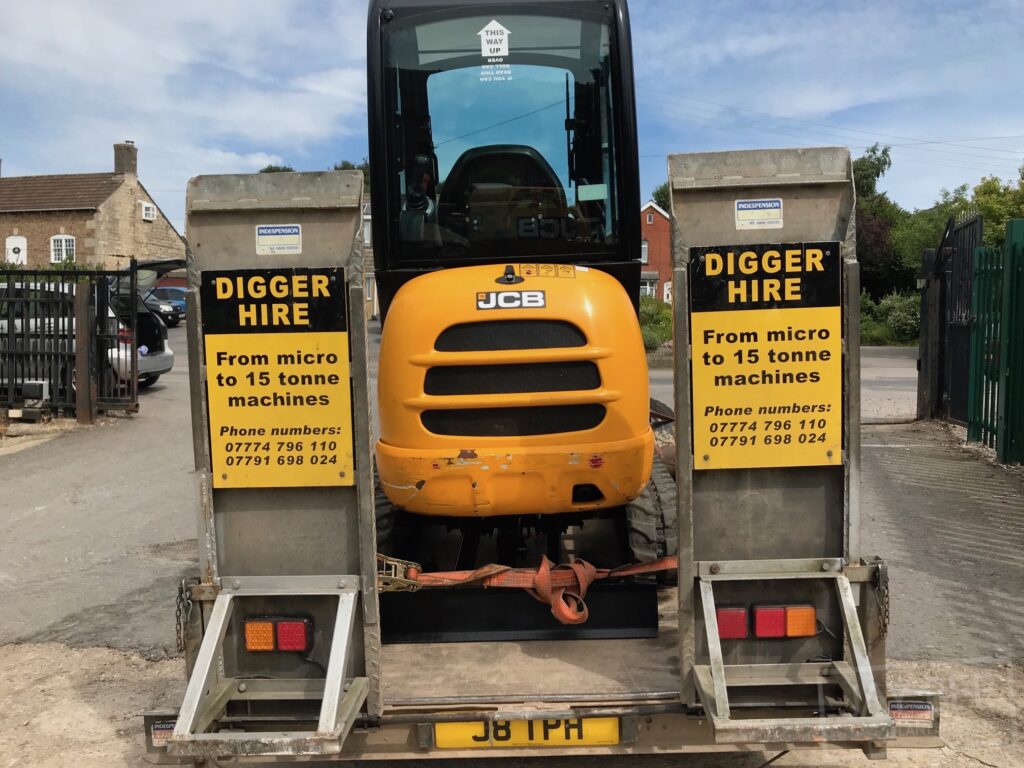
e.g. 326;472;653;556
139;374;160;389
165;318;179;328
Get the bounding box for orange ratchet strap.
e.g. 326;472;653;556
384;555;678;626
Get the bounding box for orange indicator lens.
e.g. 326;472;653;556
244;620;276;651
785;605;817;637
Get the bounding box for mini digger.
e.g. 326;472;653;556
368;0;676;575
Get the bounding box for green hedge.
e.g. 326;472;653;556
860;290;919;345
640;297;672;351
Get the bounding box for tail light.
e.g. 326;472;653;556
276;620;312;652
753;605;818;638
785;605;817;637
244;617;312;653
118;327;133;345
244;620;276;652
715;607;748;640
753;606;786;638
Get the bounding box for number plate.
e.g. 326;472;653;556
434;717;619;749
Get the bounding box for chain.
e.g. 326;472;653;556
873;563;890;638
175;578;194;653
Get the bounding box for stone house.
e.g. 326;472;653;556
640;200;672;302
0;142;184;269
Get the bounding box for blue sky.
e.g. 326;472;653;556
1;0;1022;234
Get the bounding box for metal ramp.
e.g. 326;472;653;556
167;577;368;759
693;559;893;745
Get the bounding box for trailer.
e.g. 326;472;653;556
144;1;939;761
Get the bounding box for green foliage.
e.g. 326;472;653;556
859;290;919;346
852;143;892;201
641;327;662;351
860;290;879;323
651;181;670;212
972;173;1024;247
860;318;896;346
259;164;295;173
333;158;371;192
0;259;103;272
853;144;916;298
877;291;920;344
639;296;672;350
890;186;970;280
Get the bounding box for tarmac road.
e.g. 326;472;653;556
1;324;1022;767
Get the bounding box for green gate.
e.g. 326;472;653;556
967;219;1024;463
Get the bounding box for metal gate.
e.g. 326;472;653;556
917;213;983;422
967;219;1024;463
0;266;138;415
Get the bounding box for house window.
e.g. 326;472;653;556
640;279;657;298
663;280;673;303
641;239;649;264
50;235;76;264
646;212;654;224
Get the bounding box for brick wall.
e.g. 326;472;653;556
640;205;672;301
1;211;96;267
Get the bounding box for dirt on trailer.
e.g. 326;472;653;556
1;642;1020;768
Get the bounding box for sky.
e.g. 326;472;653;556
1;0;1023;235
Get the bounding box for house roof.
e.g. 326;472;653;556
641;200;670;219
0;173;124;214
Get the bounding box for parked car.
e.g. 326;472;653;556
144;286;186;327
111;259;185;389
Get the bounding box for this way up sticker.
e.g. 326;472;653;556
478;20;510;57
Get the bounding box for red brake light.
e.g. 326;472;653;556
275;620;311;652
753;606;786;638
118;328;133;344
715;607;748;640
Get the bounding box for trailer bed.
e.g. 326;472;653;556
381;589;680;704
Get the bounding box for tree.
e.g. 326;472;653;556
259;164;294;173
852;144;892;201
891;184;970;278
333;158;371;193
852;144;913;297
972;170;1024;247
651;181;670;212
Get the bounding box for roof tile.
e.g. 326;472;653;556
0;173;124;213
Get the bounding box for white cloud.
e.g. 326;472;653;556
631;0;1024;207
1;0;1022;228
0;0;370;230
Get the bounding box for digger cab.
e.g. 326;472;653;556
367;0;654;521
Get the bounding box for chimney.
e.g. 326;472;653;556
114;140;138;176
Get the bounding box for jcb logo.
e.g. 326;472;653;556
476;290;546;310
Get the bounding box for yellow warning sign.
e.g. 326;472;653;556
200;268;354;488
516;263;575;278
689;242;842;470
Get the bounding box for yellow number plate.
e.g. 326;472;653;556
435;717;619;749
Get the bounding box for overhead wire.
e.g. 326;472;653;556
646;90;1024;162
636;93;1021;176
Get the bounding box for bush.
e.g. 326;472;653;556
861;318;896;346
641;327;662;351
639;296;672;350
877;291;920;344
860;290;879;323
